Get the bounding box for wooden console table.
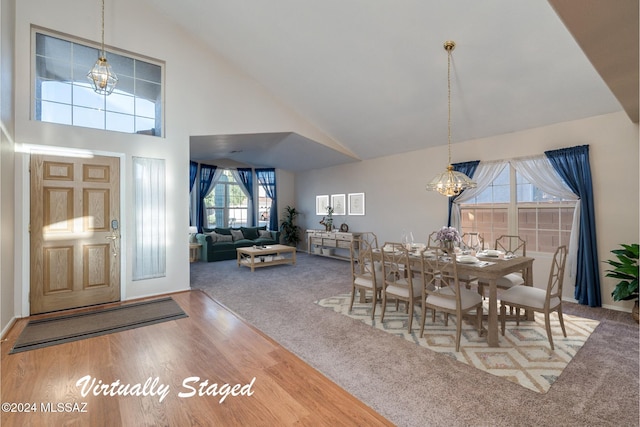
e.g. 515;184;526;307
306;230;364;261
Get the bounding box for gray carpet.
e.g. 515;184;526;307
191;253;639;427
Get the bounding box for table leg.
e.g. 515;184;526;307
487;279;499;347
525;264;534;321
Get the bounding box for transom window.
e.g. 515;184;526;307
460;166;575;253
33;29;163;136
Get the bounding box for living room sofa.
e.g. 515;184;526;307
196;226;281;262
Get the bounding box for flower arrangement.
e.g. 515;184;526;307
435;226;461;243
319;206;334;231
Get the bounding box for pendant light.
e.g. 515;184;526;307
87;0;118;95
426;41;476;197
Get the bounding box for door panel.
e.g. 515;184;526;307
30;154;120;314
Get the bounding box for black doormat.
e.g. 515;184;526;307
10;297;188;354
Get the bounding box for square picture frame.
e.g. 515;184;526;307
331;194;346;215
316;195;329;215
348;193;365;215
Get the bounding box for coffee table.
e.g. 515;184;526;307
236;244;297;272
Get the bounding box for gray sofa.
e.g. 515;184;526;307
196;226;281;262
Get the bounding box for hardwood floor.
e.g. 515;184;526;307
1;291;393;426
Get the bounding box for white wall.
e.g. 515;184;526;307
295;111;639;310
0;0;16;336
8;0;330;319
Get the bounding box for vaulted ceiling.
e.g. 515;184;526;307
150;0;638;171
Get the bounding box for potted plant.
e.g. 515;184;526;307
280;206;301;247
319;205;334;231
604;243;639;322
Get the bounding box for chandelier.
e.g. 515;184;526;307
87;0;118;95
426;41;476;197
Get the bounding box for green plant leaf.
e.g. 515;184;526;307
606;243;639;302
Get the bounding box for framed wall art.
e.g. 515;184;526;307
331;194;346;215
316;195;329;215
348;192;365;215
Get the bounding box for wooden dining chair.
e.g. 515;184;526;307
458;232;485;290
478;235;527;297
380;243;422;332
427;231;439;247
349;233;382;319
500;245;568;350
420;249;483;352
461;232;484;252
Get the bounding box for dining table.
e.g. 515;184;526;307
372;248;534;347
455;253;534;347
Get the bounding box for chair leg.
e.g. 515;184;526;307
500;303;506;335
380;293;387;322
407;302;414;332
455;316;462;352
476;306;482;336
370;289;377;320
557;308;567;338
349;287;356;312
444;313;449;327
544;311;555;350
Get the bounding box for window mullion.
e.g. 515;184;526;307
509;165;518;235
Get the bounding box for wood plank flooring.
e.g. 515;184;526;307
1;291;393;427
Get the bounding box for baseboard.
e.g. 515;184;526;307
601;303;632;313
1;316;17;341
563;295;633;313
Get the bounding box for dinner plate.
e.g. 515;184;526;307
457;255;478;264
484;250;503;257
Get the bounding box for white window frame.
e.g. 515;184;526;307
460;166;576;253
204;170;249;229
32;26;165;137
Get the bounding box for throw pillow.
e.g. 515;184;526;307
214;227;232;236
215;233;232;242
258;230;272;239
206;232;218;243
230;230;244;241
240;227;260;240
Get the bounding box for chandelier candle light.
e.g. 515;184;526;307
426;41;476;197
87;0;118;95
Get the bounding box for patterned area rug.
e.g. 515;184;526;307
316;293;599;393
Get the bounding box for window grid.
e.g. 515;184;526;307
460;165;575;253
33;29;163;137
204;171;249;228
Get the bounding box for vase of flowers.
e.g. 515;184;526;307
435;226;461;253
319;206;334;231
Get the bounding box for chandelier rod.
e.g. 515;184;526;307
100;0;105;57
446;41;454;166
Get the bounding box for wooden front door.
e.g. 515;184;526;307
30;154;120;314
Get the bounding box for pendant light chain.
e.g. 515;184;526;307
425;40;477;197
447;44;452;166
87;0;118;95
100;0;105;58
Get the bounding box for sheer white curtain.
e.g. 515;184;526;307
450;160;508;230
198;167;223;228
133;157;166;280
230;169;253;224
510;156;580;281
